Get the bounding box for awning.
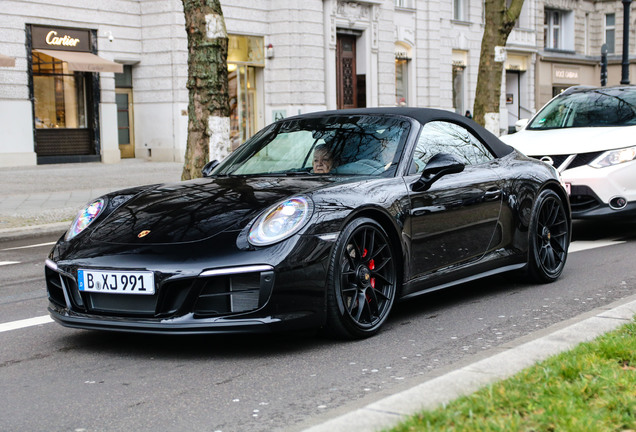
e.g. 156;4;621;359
0;53;16;67
34;49;123;73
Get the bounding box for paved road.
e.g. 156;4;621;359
0;220;634;431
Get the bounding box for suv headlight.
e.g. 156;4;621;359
66;198;105;241
248;197;313;246
590;146;636;168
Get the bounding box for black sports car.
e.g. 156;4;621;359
45;108;571;339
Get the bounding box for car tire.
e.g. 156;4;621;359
324;218;397;339
525;189;570;283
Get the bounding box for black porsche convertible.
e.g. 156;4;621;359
45;108;571;339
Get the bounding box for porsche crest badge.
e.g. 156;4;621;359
137;230;151;238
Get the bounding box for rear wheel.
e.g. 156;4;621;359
526;189;570;283
325;218;397;339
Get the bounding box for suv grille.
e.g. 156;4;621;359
531;151;603;170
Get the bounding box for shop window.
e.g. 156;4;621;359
395;58;408;106
227;35;263;150
452;64;465;115
32;51;87;129
228;64;257;150
605;13;616;54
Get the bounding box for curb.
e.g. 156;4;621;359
0;222;68;242
297;294;636;432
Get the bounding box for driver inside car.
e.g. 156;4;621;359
312;144;335;173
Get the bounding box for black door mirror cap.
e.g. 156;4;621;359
412;153;465;192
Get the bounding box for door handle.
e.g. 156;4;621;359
484;189;501;201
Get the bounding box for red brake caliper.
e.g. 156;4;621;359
362;249;373;302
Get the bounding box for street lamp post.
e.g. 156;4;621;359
620;0;632;84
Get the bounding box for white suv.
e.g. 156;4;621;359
501;86;636;219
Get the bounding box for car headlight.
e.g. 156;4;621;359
65;198;105;241
248;197;313;246
589;146;636;168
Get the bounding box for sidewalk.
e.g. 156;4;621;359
0;159;182;240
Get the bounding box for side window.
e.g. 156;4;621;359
411;121;494;173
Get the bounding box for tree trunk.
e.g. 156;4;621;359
473;0;524;134
181;0;231;180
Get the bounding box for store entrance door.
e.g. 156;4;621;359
336;34;358;109
506;71;520;133
116;89;134;158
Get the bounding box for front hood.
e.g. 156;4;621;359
500;125;636;156
89;176;333;245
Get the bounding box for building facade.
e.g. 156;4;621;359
536;0;636;109
2;0;629;168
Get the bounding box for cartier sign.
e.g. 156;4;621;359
45;31;80;47
31;25;90;52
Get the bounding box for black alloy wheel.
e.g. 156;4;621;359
325;218;397;339
527;189;570;282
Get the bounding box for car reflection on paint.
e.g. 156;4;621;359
45;108;571;339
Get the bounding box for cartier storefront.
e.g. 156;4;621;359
29;25;122;164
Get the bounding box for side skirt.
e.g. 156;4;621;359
399;263;526;302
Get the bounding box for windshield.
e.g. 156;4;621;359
214;115;411;176
528;88;636;130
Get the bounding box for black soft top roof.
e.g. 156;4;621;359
285;107;514;158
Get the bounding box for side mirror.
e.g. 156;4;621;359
201;160;219;177
515;118;529;132
412;153;465;192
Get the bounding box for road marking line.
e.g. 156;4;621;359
0;316;54;333
1;241;56;251
569;240;625;253
0;261;20;266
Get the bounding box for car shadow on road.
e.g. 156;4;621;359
52;273;536;361
387;273;532;327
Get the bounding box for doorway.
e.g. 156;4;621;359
505;71;520;133
337;34;359;109
116;89;134;158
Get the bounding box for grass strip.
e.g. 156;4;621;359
388;319;636;432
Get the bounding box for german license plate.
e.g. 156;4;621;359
78;269;155;295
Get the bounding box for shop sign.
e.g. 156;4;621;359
395;50;410;60
553;66;580;83
32;25;90;52
505;54;527;71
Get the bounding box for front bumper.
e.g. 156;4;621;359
48;303;315;335
562;161;636;218
45;240;332;334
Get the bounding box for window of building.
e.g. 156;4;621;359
454;0;468;21
544;9;561;49
584;13;590;55
605;13;616;54
544;9;574;51
32;51;87;130
395;0;414;8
